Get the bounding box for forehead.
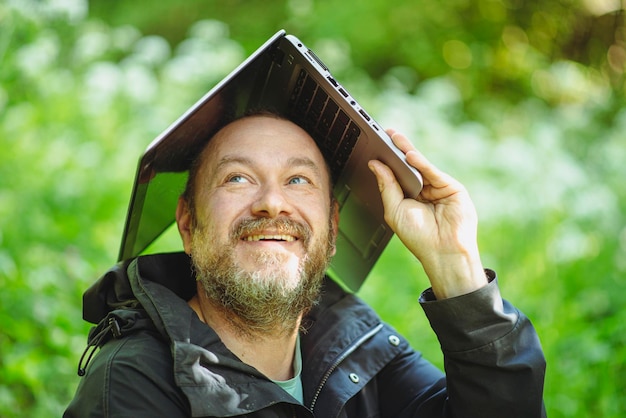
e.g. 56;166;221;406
200;116;329;175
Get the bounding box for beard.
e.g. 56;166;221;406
190;215;335;339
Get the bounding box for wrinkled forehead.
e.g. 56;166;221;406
196;115;332;183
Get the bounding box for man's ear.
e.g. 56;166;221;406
176;197;193;254
330;200;340;256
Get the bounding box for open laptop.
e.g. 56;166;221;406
118;29;423;291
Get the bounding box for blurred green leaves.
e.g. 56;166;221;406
1;0;625;416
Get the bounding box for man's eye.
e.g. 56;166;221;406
288;176;309;185
227;175;248;183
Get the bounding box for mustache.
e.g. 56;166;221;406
230;217;311;245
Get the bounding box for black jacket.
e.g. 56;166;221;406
65;252;546;417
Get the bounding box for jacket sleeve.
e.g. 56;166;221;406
63;331;191;418
379;272;546;418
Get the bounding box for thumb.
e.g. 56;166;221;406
368;160;405;219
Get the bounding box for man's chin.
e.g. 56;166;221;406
238;251;303;278
241;266;303;290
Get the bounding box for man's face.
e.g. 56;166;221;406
177;115;338;336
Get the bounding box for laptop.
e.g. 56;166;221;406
118;29;423;291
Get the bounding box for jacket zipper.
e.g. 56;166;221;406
309;322;384;412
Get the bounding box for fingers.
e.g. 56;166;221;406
386;130;457;190
385;129;413;154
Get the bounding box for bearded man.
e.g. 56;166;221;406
65;113;546;417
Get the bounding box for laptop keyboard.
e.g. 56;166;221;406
289;69;360;182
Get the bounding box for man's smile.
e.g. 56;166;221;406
243;234;297;242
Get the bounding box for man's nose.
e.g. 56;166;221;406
250;183;294;218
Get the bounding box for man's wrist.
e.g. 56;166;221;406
424;255;488;300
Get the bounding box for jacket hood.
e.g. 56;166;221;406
83;252;196;324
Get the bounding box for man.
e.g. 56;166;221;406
65;113;546;417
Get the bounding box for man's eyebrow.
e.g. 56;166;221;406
215;155;253;171
215;155;324;176
287;157;324;177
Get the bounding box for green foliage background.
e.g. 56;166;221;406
1;0;625;416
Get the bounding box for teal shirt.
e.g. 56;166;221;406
271;334;304;403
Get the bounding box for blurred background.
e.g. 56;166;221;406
1;0;625;416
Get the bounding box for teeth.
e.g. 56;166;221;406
245;234;296;242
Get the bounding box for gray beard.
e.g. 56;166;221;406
190;216;334;339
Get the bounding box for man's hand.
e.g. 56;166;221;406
368;129;487;299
